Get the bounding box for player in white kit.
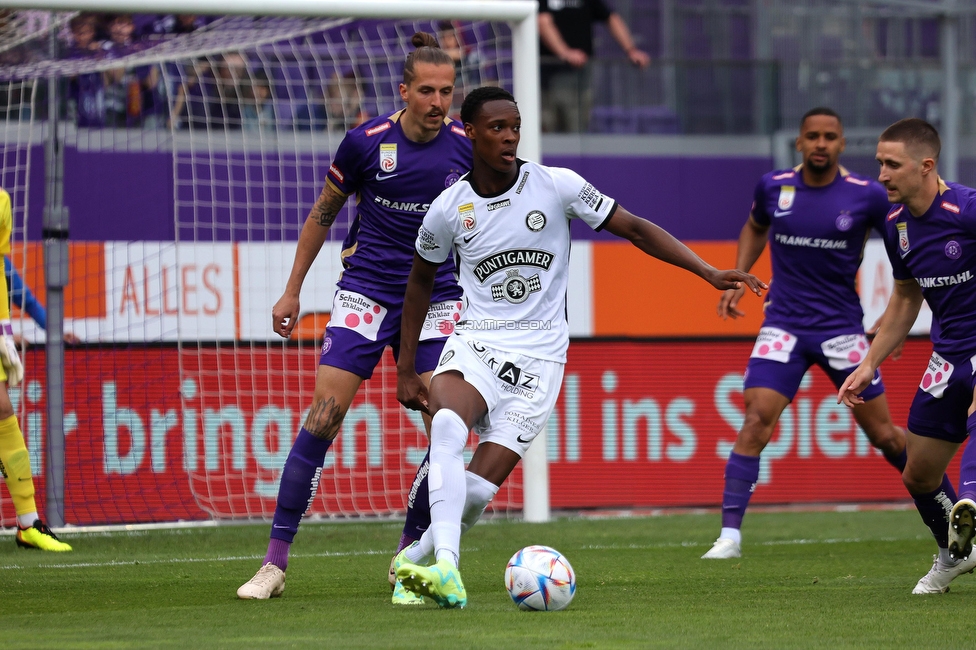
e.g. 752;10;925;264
391;86;767;607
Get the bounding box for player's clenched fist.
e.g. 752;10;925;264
272;293;300;338
396;370;429;414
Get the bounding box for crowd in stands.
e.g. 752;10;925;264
58;14;488;133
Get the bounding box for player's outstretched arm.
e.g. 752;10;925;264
603;206;767;296
719;215;770;320
839;279;922;407
272;184;347;338
396;253;439;413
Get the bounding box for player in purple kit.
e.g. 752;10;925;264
841;118;976;594
237;33;470;602
703;108;923;559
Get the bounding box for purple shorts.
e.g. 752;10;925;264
744;326;885;402
907;350;976;443
318;288;463;380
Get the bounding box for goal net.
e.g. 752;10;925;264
0;8;536;527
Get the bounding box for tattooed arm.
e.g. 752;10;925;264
272;183;348;338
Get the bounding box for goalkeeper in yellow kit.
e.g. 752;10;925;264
0;188;70;551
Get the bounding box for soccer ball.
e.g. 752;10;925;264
504;545;576;611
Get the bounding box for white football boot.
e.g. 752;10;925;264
701;538;741;559
237;563;286;599
912;553;976;594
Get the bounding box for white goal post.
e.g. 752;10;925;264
0;0;550;526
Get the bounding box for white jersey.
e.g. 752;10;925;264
416;160;616;362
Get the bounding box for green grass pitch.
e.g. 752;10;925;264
0;509;971;648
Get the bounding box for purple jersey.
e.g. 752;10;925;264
884;179;976;356
326;111;470;302
753;166;890;331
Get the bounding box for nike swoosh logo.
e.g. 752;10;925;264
773;209;792;217
871;374;882;385
462;232;481;244
375;172;398;181
272;524;289;529
516;434;532;444
964;481;976;486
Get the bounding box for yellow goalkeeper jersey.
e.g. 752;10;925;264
0;188;13;321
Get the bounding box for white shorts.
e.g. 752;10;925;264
432;336;565;457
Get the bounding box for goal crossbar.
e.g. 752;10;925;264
5;0;536;21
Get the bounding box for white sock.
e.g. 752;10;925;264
720;527;742;545
461;471;499;534
939;547;955;565
405;531;432;564
17;512;37;529
428;409;468;568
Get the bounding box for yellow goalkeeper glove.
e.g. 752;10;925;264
0;321;23;387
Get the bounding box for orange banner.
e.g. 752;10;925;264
592;241;772;337
12;242;107;319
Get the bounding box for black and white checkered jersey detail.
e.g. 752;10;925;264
416;160;616;363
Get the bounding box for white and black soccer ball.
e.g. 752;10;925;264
504;545;576;611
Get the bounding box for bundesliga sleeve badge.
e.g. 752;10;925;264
379;143;397;172
897;221;910;257
458;203;477;231
776;186;795;212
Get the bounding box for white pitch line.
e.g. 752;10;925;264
578;535;927;552
0;548;393;571
0;535;930;571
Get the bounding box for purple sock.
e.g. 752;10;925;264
959;412;976;501
911;475;957;548
264;427;333;570
264;538;291;571
883;448;908;472
720;452;760;530
396;449;431;553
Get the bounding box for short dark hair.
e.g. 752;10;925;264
800;107;842;129
460;86;516;125
402;32;454;86
879;117;941;161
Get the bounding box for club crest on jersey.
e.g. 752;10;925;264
526;210;546;232
379;143;397;172
946;240;962;260
491;269;542;304
897;221;910;257
458;203;477;231
835;211;853;232
777;186;795;211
